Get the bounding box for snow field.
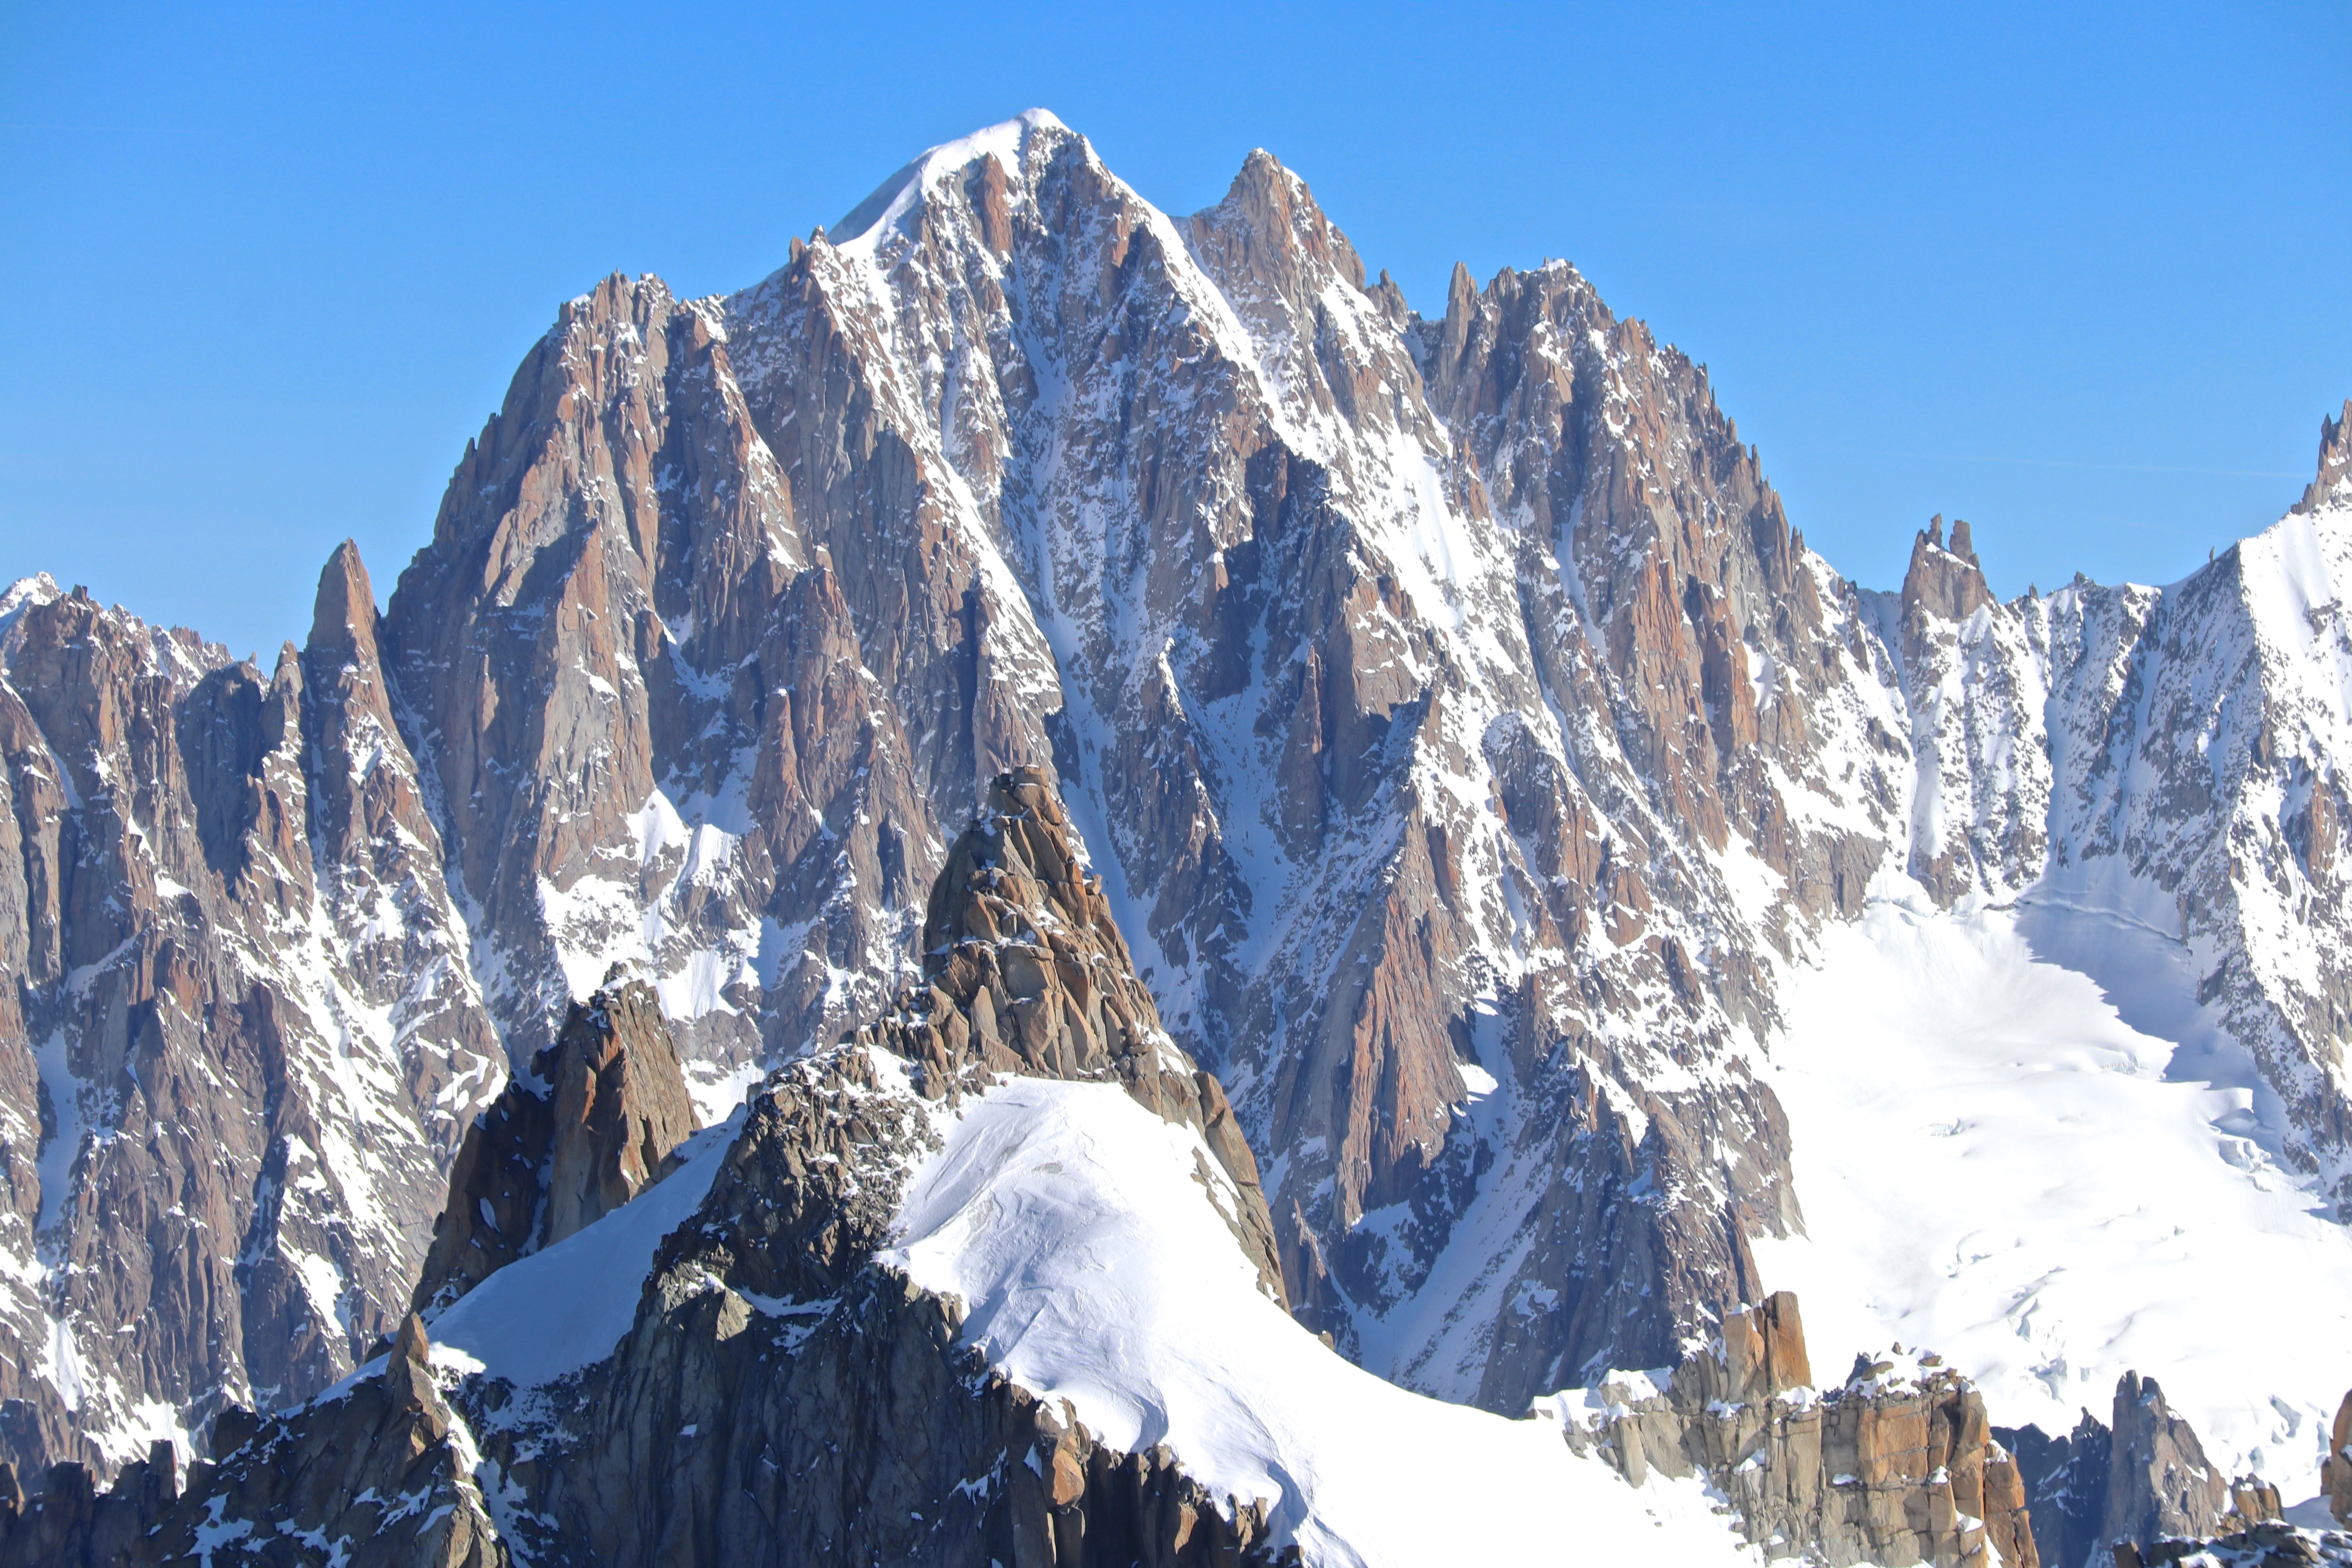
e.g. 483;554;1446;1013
1754;887;2352;1503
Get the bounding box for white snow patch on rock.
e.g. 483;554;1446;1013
426;1115;739;1388
886;1076;1756;1566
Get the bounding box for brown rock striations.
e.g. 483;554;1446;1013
1556;1296;2038;1568
378;270;962;1102
414;972;697;1313
0;559;499;1482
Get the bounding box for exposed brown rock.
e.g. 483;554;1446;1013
2002;1410;2115;1568
1560;1301;2038;1568
415;970;697;1312
418;769;1291;1566
2107;1371;2232;1550
856;767;1287;1303
2295;399;2352;514
2324;1390;2352;1526
0;551;499;1483
2115;1520;2352;1568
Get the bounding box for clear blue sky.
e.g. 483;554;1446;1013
4;1;2345;659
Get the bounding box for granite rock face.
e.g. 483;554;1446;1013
0;558;502;1482
2004;1372;2281;1568
2116;1524;2352;1568
2106;1371;2236;1551
2323;1390;2352;1526
2002;1412;2116;1568
2297;401;2352;516
5;771;1300;1564
414;972;697;1312
0;1314;504;1568
349;109;1830;1414
1555;1296;2038;1568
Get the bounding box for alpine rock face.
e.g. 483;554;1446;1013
0;553;502;1474
2;107;2350;1562
365;110;1846;1423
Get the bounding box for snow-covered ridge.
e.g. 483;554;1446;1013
832;108;1068;250
885;1071;1757;1565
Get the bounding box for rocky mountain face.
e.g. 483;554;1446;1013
1;770;2318;1568
1998;1374;2290;1568
5;110;2352;1551
351;109;1848;1419
2325;1390;2352;1526
0;773;1301;1566
1870;477;2352;1214
0;553;502;1481
415;972;697;1313
1556;1294;2039;1568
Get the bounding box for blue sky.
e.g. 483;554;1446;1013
3;0;2345;658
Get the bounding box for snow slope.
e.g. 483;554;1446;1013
1754;880;2352;1502
425;1116;740;1388
884;1075;1757;1567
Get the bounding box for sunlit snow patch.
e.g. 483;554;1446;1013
1756;891;2352;1501
425;1116;740;1389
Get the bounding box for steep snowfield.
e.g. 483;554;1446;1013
424;1116;741;1389
884;1076;1756;1567
1755;880;2352;1502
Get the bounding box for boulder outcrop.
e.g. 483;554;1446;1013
2296;401;2352;515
